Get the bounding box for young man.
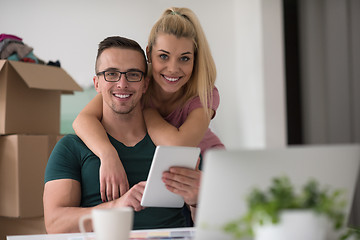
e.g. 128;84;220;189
43;36;199;233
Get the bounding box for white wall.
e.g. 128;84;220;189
231;0;286;149
0;0;286;149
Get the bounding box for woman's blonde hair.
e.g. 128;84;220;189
146;7;216;116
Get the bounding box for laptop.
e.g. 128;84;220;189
194;144;360;240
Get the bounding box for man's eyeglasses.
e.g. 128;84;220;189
96;70;144;82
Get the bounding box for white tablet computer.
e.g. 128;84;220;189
141;145;201;208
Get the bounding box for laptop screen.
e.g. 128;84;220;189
195;144;360;240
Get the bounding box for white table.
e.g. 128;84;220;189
6;227;195;240
7;232;91;240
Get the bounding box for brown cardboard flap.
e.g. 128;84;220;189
0;135;19;216
0;60;6;69
8;60;83;93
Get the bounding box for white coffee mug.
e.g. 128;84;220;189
79;207;134;240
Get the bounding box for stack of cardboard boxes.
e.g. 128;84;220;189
0;60;82;239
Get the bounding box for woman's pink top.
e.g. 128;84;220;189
163;87;225;156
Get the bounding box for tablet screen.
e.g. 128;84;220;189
141;146;201;208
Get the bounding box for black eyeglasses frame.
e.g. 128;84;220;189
96;70;144;82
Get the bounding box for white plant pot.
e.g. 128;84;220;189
253;210;332;240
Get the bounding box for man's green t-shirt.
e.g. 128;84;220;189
44;134;186;230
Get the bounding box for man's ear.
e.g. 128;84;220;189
146;46;151;63
93;76;101;93
142;76;150;94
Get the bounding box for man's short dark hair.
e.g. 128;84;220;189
96;36;148;74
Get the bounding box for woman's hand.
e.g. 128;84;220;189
99;154;129;202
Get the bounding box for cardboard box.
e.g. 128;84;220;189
0;134;62;218
0;60;82;135
0;216;46;240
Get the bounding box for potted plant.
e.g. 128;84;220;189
223;176;349;240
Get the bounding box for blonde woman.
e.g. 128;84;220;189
73;7;224;207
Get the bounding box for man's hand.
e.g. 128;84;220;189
114;181;146;212
162;165;201;207
99;155;129;202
